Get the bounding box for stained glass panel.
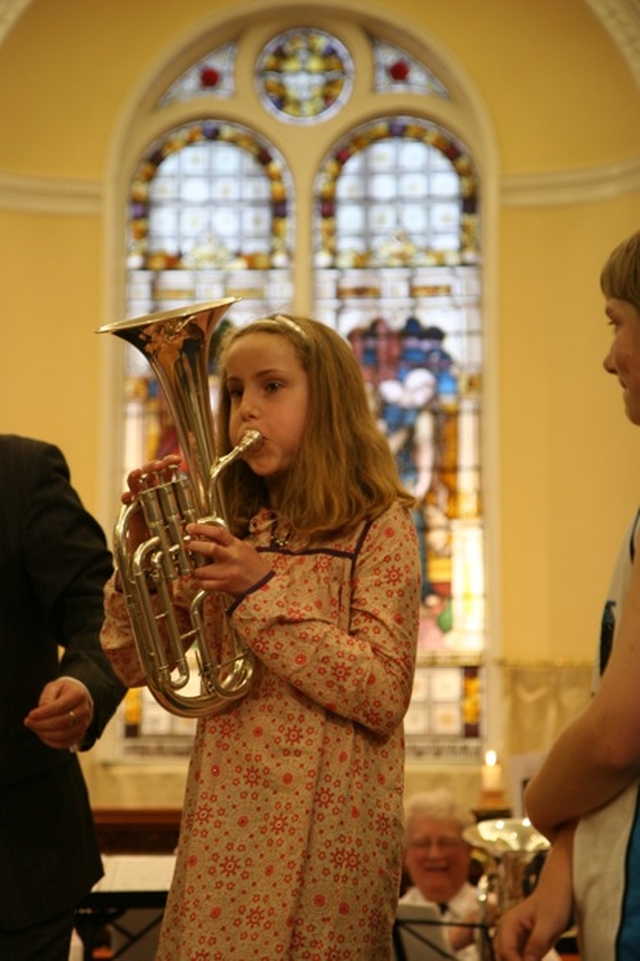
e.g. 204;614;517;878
158;43;236;106
315;117;479;269
124;121;295;475
312;114;483;760
256;28;353;124
128;123;292;274
372;37;450;97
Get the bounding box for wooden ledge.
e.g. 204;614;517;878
92;807;182;854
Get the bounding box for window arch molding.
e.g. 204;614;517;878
100;0;504;753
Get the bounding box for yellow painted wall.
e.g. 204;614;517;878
394;0;640;169
499;199;640;662
0;0;639;803
0;207;104;506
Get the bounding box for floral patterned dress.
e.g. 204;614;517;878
101;501;421;960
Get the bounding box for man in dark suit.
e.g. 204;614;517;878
0;434;125;961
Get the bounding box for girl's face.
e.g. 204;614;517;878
224;332;310;505
603;297;640;425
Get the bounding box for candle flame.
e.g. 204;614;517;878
485;749;497;766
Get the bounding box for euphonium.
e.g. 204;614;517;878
98;298;262;718
463;818;550;961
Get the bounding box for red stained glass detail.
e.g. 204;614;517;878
200;66;220;88
388;59;410;82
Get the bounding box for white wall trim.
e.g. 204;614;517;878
0;170;103;215
502;152;640;207
1;153;638;217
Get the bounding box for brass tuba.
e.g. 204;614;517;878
98;298;262;718
463;818;550;961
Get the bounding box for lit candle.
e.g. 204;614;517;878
481;749;502;792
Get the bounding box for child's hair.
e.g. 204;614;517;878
600;230;640;311
214;313;416;539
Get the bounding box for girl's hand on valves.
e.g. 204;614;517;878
120;454;183;554
186;522;272;597
122;454;183;503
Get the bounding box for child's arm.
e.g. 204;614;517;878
495;823;574;961
228;503;421;736
524;549;640;839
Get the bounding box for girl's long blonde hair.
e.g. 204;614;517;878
215;314;415;539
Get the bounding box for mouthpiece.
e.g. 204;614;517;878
240;429;263;452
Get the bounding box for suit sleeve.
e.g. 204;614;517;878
24;442;125;747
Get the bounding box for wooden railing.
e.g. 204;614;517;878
91;807;181;854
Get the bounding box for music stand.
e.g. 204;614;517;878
392;904;460;961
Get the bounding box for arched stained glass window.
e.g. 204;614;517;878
314;117;478;272
124;120;294;469
128;120;292;277
312;117;483;755
118;18;488;764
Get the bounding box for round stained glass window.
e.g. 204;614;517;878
256;28;353;124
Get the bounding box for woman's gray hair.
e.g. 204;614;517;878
404;787;475;840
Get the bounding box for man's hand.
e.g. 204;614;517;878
24;677;93;750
